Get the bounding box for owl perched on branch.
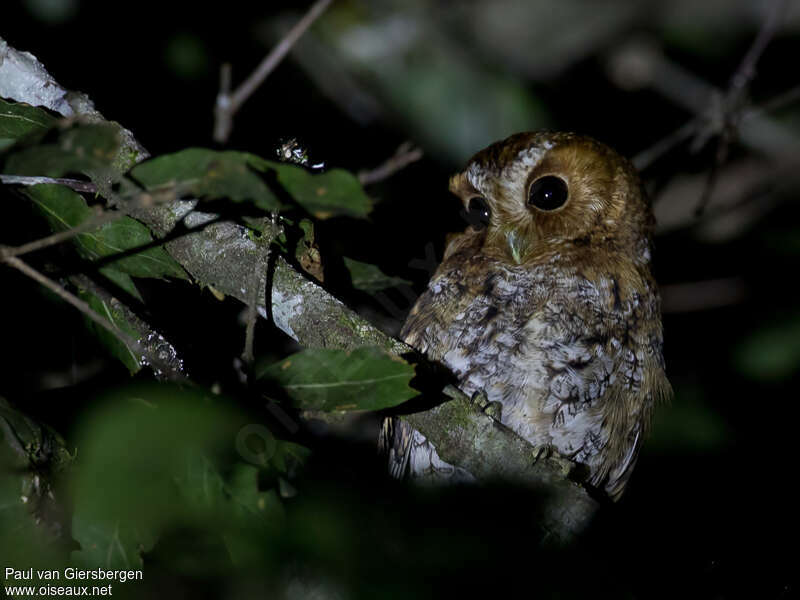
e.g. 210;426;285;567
387;132;670;500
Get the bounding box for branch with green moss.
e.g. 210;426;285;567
0;37;597;541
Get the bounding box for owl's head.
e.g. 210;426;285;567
448;132;653;265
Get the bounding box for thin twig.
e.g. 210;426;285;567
0;206;119;260
213;0;333;144
660;277;747;313
728;0;788;96
695;0;788;216
242;221;271;368
744;83;800;121
0;174;98;193
212;63;233;145
0;183;179;261
357;142;424;186
3;254;143;356
635;82;800;173
632;118;698;171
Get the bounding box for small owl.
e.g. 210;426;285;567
386;132;670;500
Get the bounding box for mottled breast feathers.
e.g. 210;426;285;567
395;131;670;500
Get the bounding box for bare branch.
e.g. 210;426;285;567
357;142;424;186
212;63;232;145
695;0;789;216
2;252;185;380
2;255;166;374
213;0;333;144
0;206;118;260
0;183;179;261
635;82;800;173
0;174;98;193
632;118;697;172
728;0;788;96
660;278;748;313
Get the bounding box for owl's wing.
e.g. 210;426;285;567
529;316;669;500
378;417;412;479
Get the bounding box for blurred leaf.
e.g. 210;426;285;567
269;441;311;478
22;0;79;24
344;257;411;293
3;121;121;177
0;98;56;148
77;288;142;374
0;397;72;472
257;347;417;412
25;184;188;280
176;453;284;523
647;385;730;453
130;148;282;211
71;514;156;570
70;383;305;571
302;11;550;162
164;32;209;81
1;398;72;568
70;384;240;567
734;315;800;381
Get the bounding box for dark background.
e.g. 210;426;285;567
2;0;799;598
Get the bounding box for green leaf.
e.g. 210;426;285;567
647;385;729;453
25;184;188;280
734;314;800;381
69;383;304;570
259;160;373;219
70;515;156;570
3;122;121;177
1;398;72;567
257;347;417;412
70;384;241;565
0;98;56;148
177;451;284;525
130;148;282;212
344;257;411;293
131;148;373;219
99;266;144;302
77;288;142;374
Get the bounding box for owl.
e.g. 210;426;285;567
385;132;670;500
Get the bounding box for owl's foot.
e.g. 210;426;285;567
537;446;576;477
532;444;553;462
470;390;503;421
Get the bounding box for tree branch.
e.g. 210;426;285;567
357;142;424;186
213;0;333;143
2;35;597;541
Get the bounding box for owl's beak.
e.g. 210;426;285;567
505;230;527;264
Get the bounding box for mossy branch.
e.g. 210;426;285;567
1;36;598;542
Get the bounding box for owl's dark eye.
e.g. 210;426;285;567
466;196;491;229
528;176;568;211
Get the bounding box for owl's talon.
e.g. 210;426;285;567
483;401;503;421
532;444;552;462
470;390;489;409
470;391;501;420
